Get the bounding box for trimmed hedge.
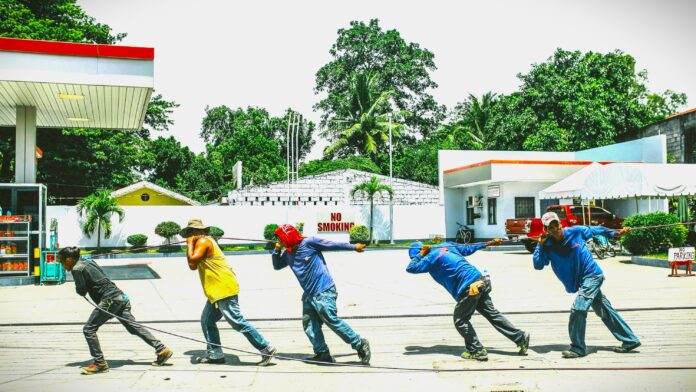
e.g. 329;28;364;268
209;226;224;241
263;223;279;250
622;212;687;255
126;234;148;247
155;221;181;245
349;225;370;243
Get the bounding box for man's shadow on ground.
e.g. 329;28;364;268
277;352;362;366
530;344;641;355
65;359;157;369
404;345;519;357
183;350;260;367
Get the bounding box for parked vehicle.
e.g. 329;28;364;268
505;205;624;253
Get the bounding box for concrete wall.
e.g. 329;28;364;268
617;112;696;163
575;135;667;163
48;204;445;248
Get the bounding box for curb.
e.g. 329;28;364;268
630;256;670;269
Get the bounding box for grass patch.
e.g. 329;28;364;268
643;253;668;259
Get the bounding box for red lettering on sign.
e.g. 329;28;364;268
330;213;342;221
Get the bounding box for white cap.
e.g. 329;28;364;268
541;211;560;227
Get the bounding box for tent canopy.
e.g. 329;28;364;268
539;163;696;200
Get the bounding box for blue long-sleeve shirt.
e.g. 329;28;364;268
406;242;486;300
272;237;356;296
533;225;615;293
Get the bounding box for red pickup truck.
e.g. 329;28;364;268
505;205;624;253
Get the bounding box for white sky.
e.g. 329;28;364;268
79;0;696;159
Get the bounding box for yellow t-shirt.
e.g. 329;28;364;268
197;237;239;303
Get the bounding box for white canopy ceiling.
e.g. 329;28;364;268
0;37;153;130
539;163;696;199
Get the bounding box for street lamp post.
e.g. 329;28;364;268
389;113;394;244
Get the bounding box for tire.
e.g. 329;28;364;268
593;242;605;259
606;244;616;258
456;230;471;244
523;240;537;253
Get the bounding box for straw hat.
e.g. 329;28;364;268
180;218;210;238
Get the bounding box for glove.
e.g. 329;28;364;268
419;245;431;256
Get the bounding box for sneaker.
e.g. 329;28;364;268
259;345;277;366
357;338;371;365
461;348;488;361
305;351;335;363
195;356;226;364
561;350;585;359
518;332;530;356
80;362;109;375
153;347;173;366
613;342;641;353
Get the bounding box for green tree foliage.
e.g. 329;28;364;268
0;0;125;43
315;19;444;138
126;234;148;248
199;106;315;190
322;72;406;162
485;49;687;152
299;156;381;177
209;226;224;241
349;225;370;243
0;1;181;203
263;223;279;250
350;177;394;244
154;221;181;246
621;212;687;255
76;190;125;249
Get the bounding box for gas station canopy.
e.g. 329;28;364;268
0;37;154;183
0;37;154;130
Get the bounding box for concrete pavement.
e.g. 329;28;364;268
0;249;694;391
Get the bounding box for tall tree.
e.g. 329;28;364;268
322;72;405;161
0;0;125;43
76;189;125;249
350;177;394;244
449;92;498;150
0;1;180;203
485;48;688;152
315;19;445;138
200;106;315;190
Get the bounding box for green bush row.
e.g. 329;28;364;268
622;212;688;255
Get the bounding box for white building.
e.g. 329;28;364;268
439;135;669;240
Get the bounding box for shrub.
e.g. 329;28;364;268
155;221;181;245
209;226;224;241
621;212;688;255
349;225;370;243
126;234;148;248
263;223;279;250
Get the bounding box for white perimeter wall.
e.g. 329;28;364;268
48;204;445;248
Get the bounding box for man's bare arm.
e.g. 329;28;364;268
187;236;211;270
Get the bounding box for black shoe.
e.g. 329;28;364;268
357;338;371;365
518;332;530;356
195;356;226;364
614;342;641;353
305;351;335;363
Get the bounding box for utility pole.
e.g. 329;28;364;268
389;113;394;244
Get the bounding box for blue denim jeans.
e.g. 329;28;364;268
201;295;270;359
302;285;362;354
569;275;640;355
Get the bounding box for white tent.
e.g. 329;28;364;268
540;163;696;200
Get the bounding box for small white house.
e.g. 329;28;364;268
439;135;669;240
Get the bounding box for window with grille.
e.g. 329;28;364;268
488;198;497;225
515;197;535;218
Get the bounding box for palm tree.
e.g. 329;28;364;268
77;190;125;249
448;92;497;149
350;177;394;244
323;72;406;159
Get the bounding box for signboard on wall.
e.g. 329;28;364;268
487;185;500;198
317;211;355;232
